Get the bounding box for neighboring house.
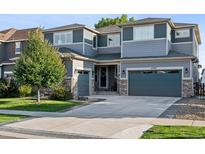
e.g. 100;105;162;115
0;18;202;98
0;27;37;78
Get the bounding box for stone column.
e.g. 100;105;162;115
182;79;193;97
119;79;128;95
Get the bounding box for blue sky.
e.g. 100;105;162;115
0;14;204;71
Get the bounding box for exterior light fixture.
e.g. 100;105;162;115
185;68;189;74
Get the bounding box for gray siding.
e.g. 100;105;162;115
0;42;5;62
55;43;84;55
154;24;167;38
98;35;107;47
122;39;167;57
172;43;193;56
97;46;121;54
123;27;133;41
73;29;83;43
84;44;97;57
171;29;193;43
121;60;191;78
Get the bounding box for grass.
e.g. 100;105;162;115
141;125;205;139
0;114;26;123
0;98;81;112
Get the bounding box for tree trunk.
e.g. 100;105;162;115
37;89;40;103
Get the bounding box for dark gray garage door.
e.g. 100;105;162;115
128;70;182;97
78;71;89;96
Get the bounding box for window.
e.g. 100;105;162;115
93;36;97;48
175;29;190;38
15;42;21;54
133;25;154;41
107;34;120;47
84;30;93;41
54;31;72;45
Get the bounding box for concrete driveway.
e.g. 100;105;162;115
64;95;180;118
1;96;180;139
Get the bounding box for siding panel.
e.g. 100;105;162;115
122;39;167;57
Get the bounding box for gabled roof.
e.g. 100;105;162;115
0;28;37;42
95;25;120;34
119;17;172;27
44;23;99;34
7;28;37;41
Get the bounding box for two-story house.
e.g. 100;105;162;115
0;28;37;78
0;18;201;98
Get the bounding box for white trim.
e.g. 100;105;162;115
171;41;193;44
97;46;121;49
122;38;166;43
95;62;119;66
166;39;168;55
6;39;28;43
0;63;15;66
99;66;108;89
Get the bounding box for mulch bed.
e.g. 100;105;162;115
160;97;205;120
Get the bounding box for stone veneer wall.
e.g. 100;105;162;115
119;79;128;95
91;78;96;95
182;79;193;97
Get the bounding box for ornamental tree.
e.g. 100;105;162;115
14;28;66;102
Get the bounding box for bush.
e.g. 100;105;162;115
18;85;32;97
51;86;72;101
0;79;19;98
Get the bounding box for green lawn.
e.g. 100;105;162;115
141;125;205;139
0;114;26;123
0;98;81;112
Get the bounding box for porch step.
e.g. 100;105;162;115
96;91;119;95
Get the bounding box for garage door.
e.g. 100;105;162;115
78;71;89;96
128;70;182;97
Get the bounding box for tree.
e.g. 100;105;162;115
94;14;136;28
14;28;66;103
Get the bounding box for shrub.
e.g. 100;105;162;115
51;86;72;101
18;85;32;97
0;79;19;98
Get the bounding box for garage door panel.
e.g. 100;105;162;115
128;70;181;97
78;74;89;96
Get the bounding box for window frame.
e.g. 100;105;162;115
107;33;120;47
15;41;21;54
175;29;190;39
133;24;154;41
53;31;73;45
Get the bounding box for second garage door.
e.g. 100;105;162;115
128;70;182;97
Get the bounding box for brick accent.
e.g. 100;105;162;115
182;79;193;97
119;79;128;95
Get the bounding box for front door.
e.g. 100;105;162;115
100;66;108;88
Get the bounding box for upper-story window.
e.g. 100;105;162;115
53;31;72;45
15;42;21;54
133;25;154;41
107;34;120;47
175;29;190;38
